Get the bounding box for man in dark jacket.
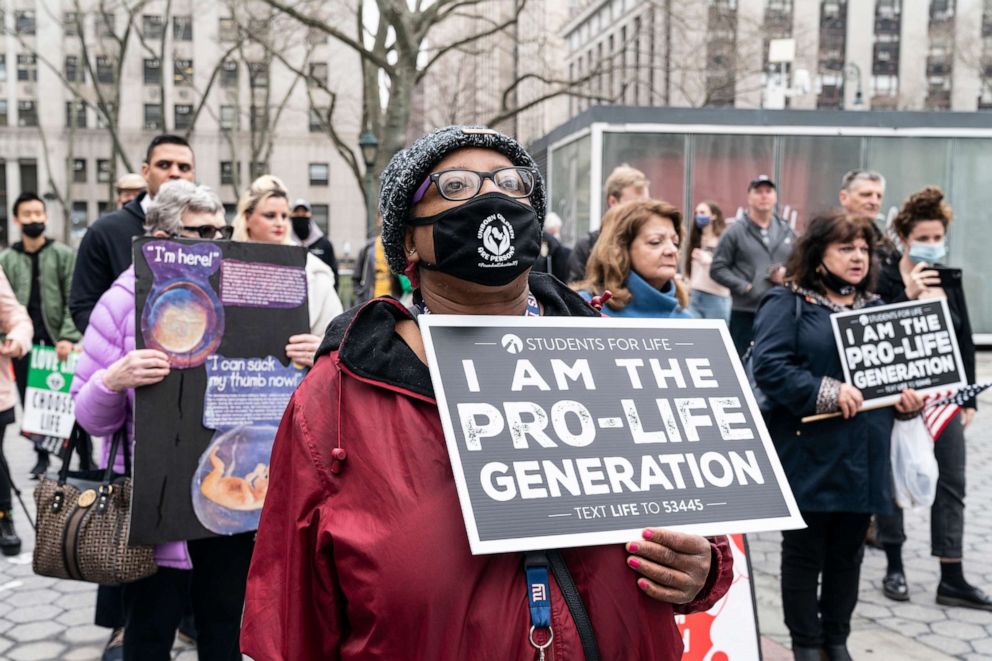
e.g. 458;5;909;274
290;199;339;290
710;175;796;356
69;135;195;331
565;164;650;282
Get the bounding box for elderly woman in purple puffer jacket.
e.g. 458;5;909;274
70;181;249;661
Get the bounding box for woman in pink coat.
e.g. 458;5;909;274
0;269;33;556
71;181;247;661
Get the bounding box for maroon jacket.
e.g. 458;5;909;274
241;273;733;661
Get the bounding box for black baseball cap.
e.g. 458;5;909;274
747;175;776;191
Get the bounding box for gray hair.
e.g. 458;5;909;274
144;180;224;235
841;169;886;192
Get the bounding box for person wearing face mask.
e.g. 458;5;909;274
870;186;988;610
684;201;731;322
574;198;691;318
240;126;734;661
0;192;82;479
751;212;924;661
289;199;340;292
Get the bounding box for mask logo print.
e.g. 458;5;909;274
477;214;517;268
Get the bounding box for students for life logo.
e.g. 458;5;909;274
477;214;516;266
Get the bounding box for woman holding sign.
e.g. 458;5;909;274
871;187;989;610
232;175;342;367
751;212;924;661
575;198;693;318
241;126;734;661
72;181;253;660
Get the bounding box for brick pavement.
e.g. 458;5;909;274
1;357;991;660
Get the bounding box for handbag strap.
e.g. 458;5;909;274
56;423;85;485
56;424;129;487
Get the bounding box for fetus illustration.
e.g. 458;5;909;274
199;447;269;511
192;425;277;534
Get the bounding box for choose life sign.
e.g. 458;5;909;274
420;316;804;555
22;344;78;439
830;299;965;408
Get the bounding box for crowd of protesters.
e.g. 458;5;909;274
0;126;984;661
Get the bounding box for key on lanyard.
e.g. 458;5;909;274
525;552;553;660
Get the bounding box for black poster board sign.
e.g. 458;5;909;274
419;315;803;555
830;298;965;407
131;238;309;545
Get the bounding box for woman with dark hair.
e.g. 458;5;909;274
574;198;691;318
871;186;989;610
240;126;733;660
751;212;924;661
685;201;731;321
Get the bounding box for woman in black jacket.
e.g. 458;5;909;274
872;186;990;610
752;212;923;661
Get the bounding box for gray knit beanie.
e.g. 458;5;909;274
379;125;546;274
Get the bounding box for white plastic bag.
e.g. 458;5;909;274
890;416;939;509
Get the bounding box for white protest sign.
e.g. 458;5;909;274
22;345;78;439
830;299;965;408
419;316;804;555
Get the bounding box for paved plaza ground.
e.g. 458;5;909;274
0;357;990;660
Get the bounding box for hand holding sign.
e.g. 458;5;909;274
103;349;171;392
626;528;712;604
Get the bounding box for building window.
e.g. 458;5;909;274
71;202;88;238
64;12;82;37
99;12;116;38
143;15;164;39
0;100;8;127
73;159;87;183
65;56;82;83
220;161;236;185
250;162;267;180
97;102;115;128
144;104;163;130
248;62;268;89
173;15;193;41
65;101;87;128
97;56;114;84
221;60;238;87
219;17;237;41
307;26;328;46
250;106;268;131
144;59;161;85
223;203;237;221
17;54;37;82
98;201;110;216
220;105;237;129
308;108;326;132
0;56;6;82
18;101;37;127
15;11;36;36
311;204;329;233
174;104;193;130
97;159;111;183
309;163;329;186
174;59;193;86
309;62;328;87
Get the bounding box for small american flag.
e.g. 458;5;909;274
923;382;992;440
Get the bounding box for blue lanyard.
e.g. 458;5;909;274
416;292;541;316
525;553;551;628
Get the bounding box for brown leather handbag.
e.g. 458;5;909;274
33;426;157;585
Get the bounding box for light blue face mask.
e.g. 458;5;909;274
908;241;946;264
694;214;711;228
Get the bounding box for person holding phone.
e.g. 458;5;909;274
871;186;989;610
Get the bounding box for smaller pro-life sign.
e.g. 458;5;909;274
419;315;804;555
830;299;965;407
22;345;78;439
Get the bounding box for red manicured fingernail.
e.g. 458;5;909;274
638;579;649;591
627;557;640;569
628;542;639;553
642;529;653;540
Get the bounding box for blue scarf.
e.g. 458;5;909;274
601;270;691;318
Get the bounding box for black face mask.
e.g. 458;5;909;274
20;222;45;239
291;216;311;240
820;265;860;296
408;193;541;286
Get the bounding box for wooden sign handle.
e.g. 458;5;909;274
801;401;894;424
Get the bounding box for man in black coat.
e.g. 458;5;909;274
290;198;339;291
69;135;196;331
